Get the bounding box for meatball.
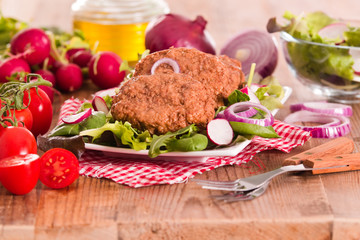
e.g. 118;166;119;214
111;73;217;134
134;47;245;101
111;47;246;134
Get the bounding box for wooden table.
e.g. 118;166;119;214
1;0;360;239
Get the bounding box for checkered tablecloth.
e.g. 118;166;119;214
59;98;311;188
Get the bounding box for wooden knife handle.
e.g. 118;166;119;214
303;153;360;174
282;137;354;166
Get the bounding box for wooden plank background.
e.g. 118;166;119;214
1;0;360;239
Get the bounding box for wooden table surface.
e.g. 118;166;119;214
1;0;360;239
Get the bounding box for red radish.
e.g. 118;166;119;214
207;119;234;145
34;69;56;102
88;51;126;89
70;50;93;68
240;86;260;103
318;23;348;43
55;63;83;92
10;28;51;66
66;48;85;60
40;55;62;72
62;108;92;124
0;57;30;83
92;96;109;114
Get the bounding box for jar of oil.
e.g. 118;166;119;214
71;0;169;63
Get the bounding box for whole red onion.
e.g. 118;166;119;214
145;13;216;54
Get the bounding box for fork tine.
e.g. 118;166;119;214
216;181;270;202
191;178;238;186
211;191;247;201
201;184;242;191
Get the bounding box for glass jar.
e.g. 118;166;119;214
71;0;169;63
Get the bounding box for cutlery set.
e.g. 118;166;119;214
193;137;360;202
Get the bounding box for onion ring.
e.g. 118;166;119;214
224;102;274;127
150;58;180;75
290;102;352;117
284;110;350;138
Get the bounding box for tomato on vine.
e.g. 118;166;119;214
0;153;40;195
23;87;53;137
0;126;37;159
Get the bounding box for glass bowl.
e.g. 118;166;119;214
280;31;360;103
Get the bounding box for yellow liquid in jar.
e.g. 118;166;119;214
73;20;148;63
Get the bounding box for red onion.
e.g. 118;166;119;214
150;58;180;75
224;102;274;127
290;102;352;117
220;29;278;77
284;110;350;138
145;14;216;54
216;107;257;119
62;108;92;124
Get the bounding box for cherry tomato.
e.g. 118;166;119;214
1;108;33;129
0;154;40;195
23;87;53;137
0;126;37;159
39;148;79;189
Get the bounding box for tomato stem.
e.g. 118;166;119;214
0;74;52;127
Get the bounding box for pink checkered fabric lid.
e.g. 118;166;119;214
58;98;311;188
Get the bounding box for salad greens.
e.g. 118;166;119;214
268;11;360;89
255;76;285;110
0;13;27;54
47;83;282;158
149;124;208;158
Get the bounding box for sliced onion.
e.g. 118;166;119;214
220;29;278;78
150;58;180;75
284;110;350;138
293;102;353;117
62;108;92;124
224;102;274;127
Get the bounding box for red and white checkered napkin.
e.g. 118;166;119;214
59;98;311;188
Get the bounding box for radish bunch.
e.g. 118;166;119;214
0;26;127;101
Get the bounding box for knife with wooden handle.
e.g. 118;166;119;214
282;137;355;166
303;153;360;174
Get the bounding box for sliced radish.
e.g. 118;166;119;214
62;108;92;124
94;87;118;97
92;96;109;114
240;86;260;103
349;48;360;75
318;23;348;43
207;119;234;145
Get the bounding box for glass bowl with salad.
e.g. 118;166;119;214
268;11;360;103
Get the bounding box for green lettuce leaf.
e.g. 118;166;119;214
148;124;207;158
80;121;151;151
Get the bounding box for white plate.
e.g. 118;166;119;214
85;139;252;162
86;86;292;162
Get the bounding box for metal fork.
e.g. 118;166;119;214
192;164;347;192
211;181;270;202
